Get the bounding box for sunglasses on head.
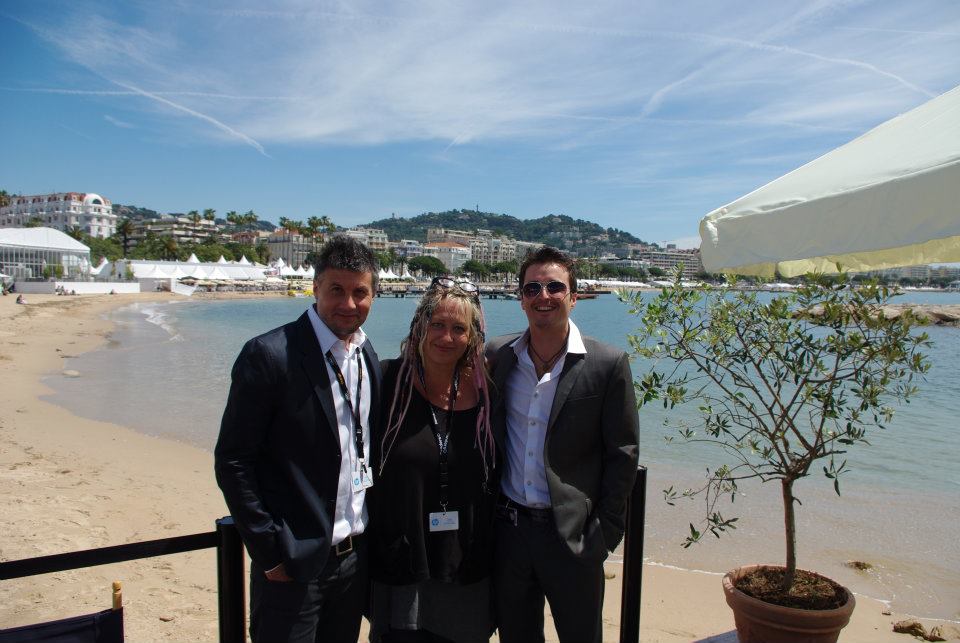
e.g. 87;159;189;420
431;275;479;295
520;280;569;298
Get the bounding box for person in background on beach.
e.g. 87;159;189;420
486;246;639;643
15;294;24;304
368;276;497;643
215;236;382;643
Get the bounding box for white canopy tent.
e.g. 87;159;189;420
699;84;960;278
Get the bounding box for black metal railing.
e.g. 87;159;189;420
0;517;246;643
0;469;647;643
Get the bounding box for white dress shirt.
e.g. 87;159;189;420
500;320;588;508
307;305;371;544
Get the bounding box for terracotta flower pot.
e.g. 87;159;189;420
722;565;856;643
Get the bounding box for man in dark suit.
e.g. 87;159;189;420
215;236;382;643
487;246;639;643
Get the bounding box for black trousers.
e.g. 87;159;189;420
493;511;605;643
249;538;368;643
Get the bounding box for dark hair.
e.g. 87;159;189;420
313;235;379;291
518;246;578;293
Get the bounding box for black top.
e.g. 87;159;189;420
369;359;496;585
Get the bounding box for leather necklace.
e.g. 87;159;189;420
528;331;568;375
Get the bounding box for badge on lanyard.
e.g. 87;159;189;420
352;461;374;493
428;510;459;532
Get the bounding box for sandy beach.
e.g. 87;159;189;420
0;292;950;641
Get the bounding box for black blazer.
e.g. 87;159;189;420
215;311;382;582
486;333;639;559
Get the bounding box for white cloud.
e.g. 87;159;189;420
103;114;135;129
11;0;959;154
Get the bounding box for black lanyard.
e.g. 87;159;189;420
325;348;365;468
417;359;459;511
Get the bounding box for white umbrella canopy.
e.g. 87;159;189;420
699;84;960;278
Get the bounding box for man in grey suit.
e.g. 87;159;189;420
487;246;639;643
215;236;381;643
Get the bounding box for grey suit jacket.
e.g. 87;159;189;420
487;333;639;558
215;311;382;581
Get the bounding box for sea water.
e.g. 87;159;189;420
44;292;960;620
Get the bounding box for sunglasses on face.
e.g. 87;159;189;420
520;280;569;298
431;275;479;295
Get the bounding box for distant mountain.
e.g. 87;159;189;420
363;209;648;254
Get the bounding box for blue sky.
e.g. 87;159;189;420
2;1;958;248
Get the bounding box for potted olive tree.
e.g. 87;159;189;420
624;271;929;643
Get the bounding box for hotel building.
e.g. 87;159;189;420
0;192;116;238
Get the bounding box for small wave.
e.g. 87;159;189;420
138;305;179;337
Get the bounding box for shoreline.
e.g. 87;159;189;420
0;293;948;641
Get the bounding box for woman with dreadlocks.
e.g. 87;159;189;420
368;276;497;643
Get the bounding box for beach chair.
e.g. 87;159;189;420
0;581;123;642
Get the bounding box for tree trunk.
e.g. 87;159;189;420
781;477;797;592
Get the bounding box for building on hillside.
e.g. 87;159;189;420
426;241;471;272
345;227;389;250
0;227;91;281
0;192;116;238
514;240;544;262
469;234;517;264
230;229;271;246
597;255;652;271
391;239;425;259
129;216;222;248
266;229;322;268
635;245;702;279
427;228;475;246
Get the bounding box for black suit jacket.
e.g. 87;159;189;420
215;311;381;582
487;333;639;558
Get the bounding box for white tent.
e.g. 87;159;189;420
186;253;200;263
238;255;251;265
206;266;232;280
216;255;229;264
378;268;389;280
384;268;399;280
699;84;960;277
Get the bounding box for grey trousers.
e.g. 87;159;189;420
493;510;605;643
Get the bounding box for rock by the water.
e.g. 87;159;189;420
893;620;927;638
929;624;960;641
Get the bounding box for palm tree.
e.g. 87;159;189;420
66;226;84;240
242;210;258;231
225;210;240;227
203;208;216;222
161;236;178;260
187;210;201;225
0;190;10;208
115;218;134;257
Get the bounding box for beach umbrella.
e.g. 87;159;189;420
699;84;960;277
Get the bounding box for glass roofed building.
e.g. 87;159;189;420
0;227;91;281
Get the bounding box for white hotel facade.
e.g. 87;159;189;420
0;192;117;238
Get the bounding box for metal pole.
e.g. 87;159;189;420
619;466;647;643
216;516;246;643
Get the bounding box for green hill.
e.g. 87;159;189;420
364;209;647;254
